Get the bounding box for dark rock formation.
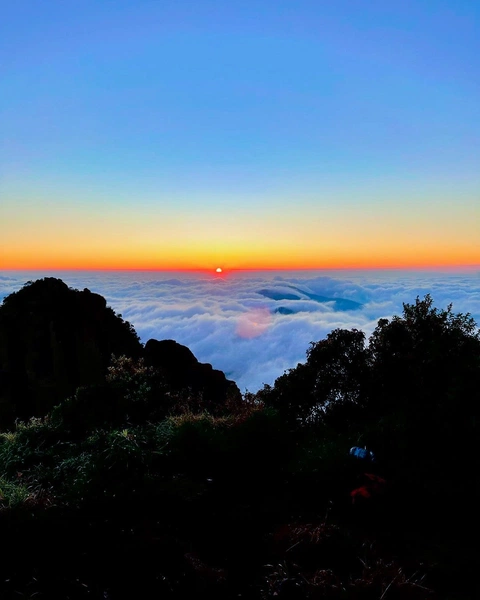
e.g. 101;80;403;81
0;278;142;426
144;339;240;408
0;278;240;427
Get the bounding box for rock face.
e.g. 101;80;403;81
0;278;142;426
143;339;240;408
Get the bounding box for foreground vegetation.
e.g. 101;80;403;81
0;290;478;599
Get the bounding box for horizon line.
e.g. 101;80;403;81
1;264;479;273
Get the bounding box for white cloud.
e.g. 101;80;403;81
1;269;479;392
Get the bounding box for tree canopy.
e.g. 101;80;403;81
262;294;480;432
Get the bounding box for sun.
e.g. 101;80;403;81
215;267;223;273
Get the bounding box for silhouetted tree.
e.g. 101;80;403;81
261;328;368;426
307;328;368;425
367;294;480;426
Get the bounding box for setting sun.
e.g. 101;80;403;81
216;268;223;273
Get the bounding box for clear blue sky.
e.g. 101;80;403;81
1;0;479;269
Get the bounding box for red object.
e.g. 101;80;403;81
351;486;371;502
350;473;386;504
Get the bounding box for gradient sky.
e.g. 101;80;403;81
1;0;479;270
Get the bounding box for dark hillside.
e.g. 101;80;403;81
0;279;240;427
0;278;141;425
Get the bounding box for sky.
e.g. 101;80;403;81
1;269;479;391
1;0;479;270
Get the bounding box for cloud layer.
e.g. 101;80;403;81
1;269;479;392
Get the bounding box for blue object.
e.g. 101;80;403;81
349;446;375;462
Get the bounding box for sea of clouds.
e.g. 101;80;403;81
1;269;479;393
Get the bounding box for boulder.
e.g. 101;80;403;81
144;339;240;409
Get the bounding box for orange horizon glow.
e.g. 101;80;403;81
2;258;479;272
3;178;479;275
2;222;479;272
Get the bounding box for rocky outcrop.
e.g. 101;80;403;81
143;339;240;408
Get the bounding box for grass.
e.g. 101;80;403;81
0;398;474;599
